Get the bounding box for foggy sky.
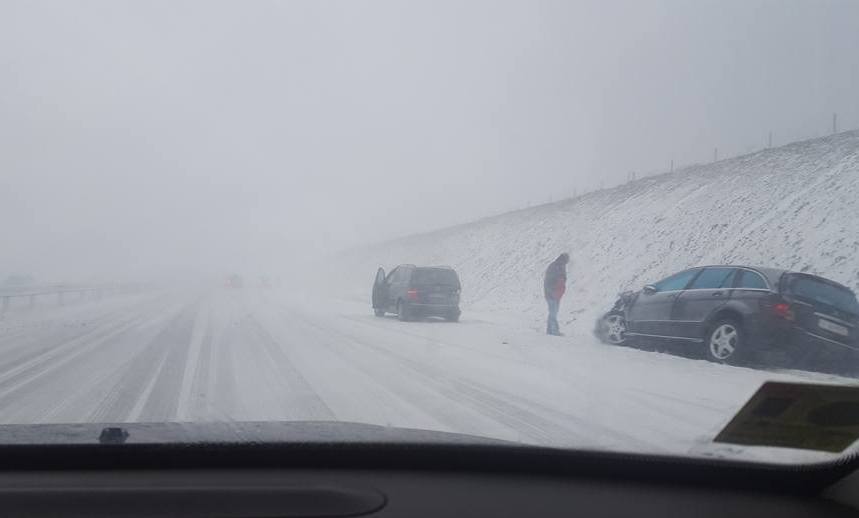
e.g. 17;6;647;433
3;0;859;281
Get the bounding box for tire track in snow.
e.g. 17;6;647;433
250;299;450;431
336;311;668;448
0;301;171;419
0;295;148;351
242;315;335;421
205;293;245;421
351;313;723;446
0;301;181;422
80;298;190;423
295;313;590;445
0;303;153;390
336;307;787;451
176;302;211;421
272;300;657;450
40;297;189;424
134;300;202;422
185;323;215;421
80;300;198;423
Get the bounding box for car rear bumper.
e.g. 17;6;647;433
407;303;460;318
753;324;859;369
790;329;859;357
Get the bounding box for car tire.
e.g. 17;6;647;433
397;300;410;322
705;318;744;364
445;311;460;322
374;308;385;317
598;312;627;345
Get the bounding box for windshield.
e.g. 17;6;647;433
2;0;859;465
785;275;859;315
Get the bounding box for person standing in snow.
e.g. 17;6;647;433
543;253;569;336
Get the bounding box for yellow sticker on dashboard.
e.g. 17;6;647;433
714;381;859;453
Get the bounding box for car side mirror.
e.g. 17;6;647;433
643;284;657;295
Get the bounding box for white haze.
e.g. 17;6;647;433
2;0;859;282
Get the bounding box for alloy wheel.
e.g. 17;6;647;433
709;323;738;360
605;314;627;344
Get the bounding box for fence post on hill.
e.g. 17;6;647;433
714;148;719;162
670;159;674;173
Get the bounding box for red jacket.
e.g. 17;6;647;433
544;260;567;300
552;275;566;299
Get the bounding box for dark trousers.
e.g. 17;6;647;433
546;297;560;335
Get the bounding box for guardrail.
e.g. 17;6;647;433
0;283;149;312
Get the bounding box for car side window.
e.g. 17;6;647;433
387;267;399;284
396;267;411;284
737;270;768;289
653;269;698;292
688;267;736;289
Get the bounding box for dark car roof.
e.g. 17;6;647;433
397;265;456;272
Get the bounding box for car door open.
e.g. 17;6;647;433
372;267;387;313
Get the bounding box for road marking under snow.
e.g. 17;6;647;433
125;347;169;423
176;302;209;421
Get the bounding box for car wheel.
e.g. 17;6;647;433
397;301;410;322
600;312;627;345
445;311;460;322
705;319;744;364
374;308;385;317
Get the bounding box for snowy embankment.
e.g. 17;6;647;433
335;130;859;333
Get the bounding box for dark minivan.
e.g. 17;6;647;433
372;265;462;322
597;266;859;371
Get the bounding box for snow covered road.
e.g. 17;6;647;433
0;288;849;459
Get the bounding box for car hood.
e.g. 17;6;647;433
0;421;517;446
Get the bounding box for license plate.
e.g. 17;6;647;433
818;318;849;337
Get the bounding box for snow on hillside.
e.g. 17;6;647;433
336;130;859;332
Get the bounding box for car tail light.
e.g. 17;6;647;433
773;302;794;321
407;289;419;301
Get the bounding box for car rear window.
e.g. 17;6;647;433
784;275;859;315
411;269;460;287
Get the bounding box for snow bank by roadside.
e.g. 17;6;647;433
334;131;859;333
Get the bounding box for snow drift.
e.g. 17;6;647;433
336;131;859;332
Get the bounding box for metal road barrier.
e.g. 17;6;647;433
0;283;149;313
